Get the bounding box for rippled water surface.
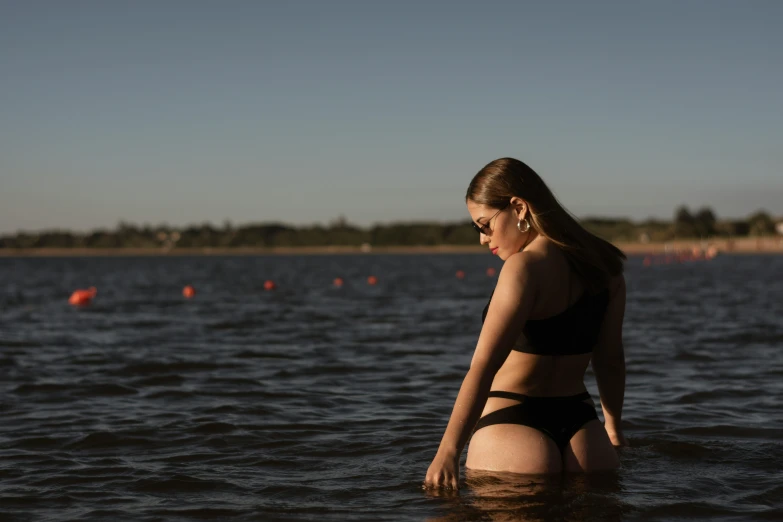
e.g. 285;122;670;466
1;254;782;521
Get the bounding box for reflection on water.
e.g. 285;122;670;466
426;470;628;522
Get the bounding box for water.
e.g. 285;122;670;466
1;253;782;521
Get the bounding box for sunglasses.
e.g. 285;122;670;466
471;202;509;234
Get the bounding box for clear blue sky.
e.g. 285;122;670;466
1;0;781;233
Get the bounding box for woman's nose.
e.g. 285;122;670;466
479;233;490;245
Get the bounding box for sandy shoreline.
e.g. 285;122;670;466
1;238;782;257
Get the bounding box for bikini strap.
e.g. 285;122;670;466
487;390;527;401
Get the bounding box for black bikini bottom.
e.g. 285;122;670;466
473;390;598;453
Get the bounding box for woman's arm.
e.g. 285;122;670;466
591;274;628;446
424;253;537;488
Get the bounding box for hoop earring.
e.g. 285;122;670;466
517;218;530;233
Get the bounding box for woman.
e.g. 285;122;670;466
424;158;628;490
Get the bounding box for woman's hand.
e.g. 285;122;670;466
605;423;629;447
424;451;460;490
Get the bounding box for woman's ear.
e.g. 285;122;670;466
509;196;528;219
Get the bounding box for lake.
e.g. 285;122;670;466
1;253;781;521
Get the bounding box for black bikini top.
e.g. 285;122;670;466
481;286;610;355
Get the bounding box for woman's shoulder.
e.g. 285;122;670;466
513;239;566;272
501;248;545;275
497;248;549;294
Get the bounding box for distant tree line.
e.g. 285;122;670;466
1;207;779;249
582;207;780;244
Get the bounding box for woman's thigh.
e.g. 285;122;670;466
466;424;562;474
563;420;620;472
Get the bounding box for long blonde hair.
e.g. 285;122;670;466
466;158;625;292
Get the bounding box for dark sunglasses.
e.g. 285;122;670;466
471;202;509;234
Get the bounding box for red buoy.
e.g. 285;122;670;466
486;267;496;277
367;276;378;285
455;270;465;280
263;280;277;291
69;287;97;306
183;285;196;298
333;277;344;287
